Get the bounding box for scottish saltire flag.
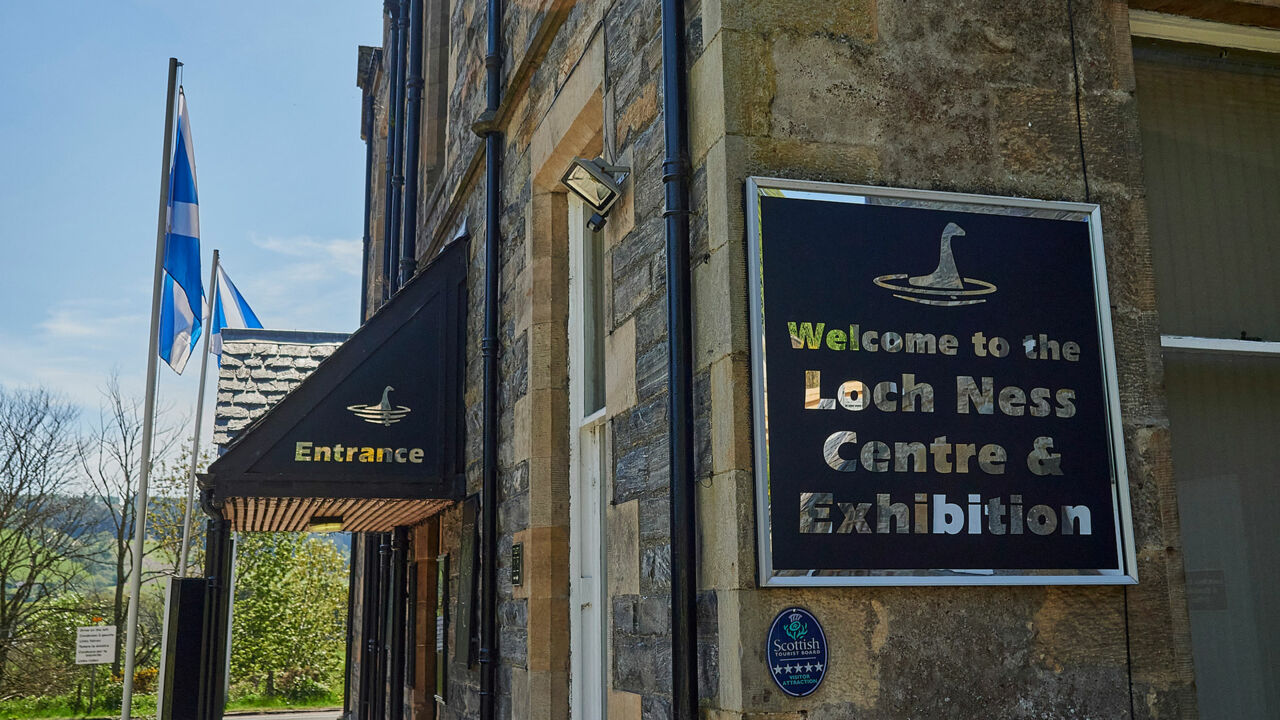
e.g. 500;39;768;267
159;89;203;373
210;264;262;360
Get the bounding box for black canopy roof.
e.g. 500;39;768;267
203;240;468;529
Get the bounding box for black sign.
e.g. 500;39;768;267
747;179;1135;585
766;607;828;697
208;240;467;501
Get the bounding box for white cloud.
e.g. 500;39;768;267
234;233;362;333
0;298;184;424
250;234;362;276
0;234;361;444
0;328;137;411
39;299;145;341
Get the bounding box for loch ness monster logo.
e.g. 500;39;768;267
346;385;412;426
872;222;998;306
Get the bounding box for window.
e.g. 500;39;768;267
1134;18;1280;718
568;195;608;718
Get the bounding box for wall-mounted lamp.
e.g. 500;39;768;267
561;157;630;231
307;515;345;533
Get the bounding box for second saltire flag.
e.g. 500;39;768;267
210;264;263;360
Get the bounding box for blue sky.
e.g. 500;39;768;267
0;2;381;443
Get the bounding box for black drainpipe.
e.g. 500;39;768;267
381;0;403;301
661;0;697;716
387;527;408;718
361;90;375;321
399;0;425;287
388;0;410;295
477;0;503;717
358;536;379;720
198;489;231;720
372;532;391;719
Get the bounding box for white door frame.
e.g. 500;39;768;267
568;195;608;719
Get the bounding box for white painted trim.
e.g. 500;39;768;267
581;406;608;431
567;196;608;720
1161;335;1280;357
1129;9;1280;54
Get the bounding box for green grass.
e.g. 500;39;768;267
0;693;154;720
224;691;343;714
0;691;340;719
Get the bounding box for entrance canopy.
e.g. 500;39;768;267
202;241;468;532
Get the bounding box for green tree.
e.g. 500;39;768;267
230;533;348;699
146;445;213;579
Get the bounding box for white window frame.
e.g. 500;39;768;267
567;195;609;720
1130;11;1280;359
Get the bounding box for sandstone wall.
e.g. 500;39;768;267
688;1;1197;718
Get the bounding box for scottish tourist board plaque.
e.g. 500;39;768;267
746;178;1137;586
766;607;828;697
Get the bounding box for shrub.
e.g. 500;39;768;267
133;667;158;694
280;672;330;703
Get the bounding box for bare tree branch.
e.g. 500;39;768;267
0;385;91;696
76;372;182;675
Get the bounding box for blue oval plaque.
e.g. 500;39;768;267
766;606;828;697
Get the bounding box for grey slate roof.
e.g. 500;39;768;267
213;327;349;449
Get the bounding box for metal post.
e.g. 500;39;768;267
178;250;220;577
222;535;237;699
122;55;180;720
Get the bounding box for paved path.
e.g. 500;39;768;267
227;710;342;720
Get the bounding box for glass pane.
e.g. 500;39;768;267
583;216;606;415
1135;41;1280;340
1166;352;1280;718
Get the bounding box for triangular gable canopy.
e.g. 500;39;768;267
203;240;468;532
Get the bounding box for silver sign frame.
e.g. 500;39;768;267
746;176;1139;587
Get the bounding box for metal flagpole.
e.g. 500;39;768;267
178;248;219;578
157;248;217;716
122;56;181;720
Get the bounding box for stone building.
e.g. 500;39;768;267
200;1;1280;719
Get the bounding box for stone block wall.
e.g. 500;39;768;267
213;329;347;448
688;0;1197;718
354;0;1202;718
363;0;677;717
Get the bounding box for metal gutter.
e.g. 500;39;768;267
400;0;425;286
387;526;409;717
389;0;410;294
361;90;375;320
661;0;698;716
478;0;504;717
381;0;403;301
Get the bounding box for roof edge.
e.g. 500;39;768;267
220;328;350;345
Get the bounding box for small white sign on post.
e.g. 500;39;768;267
76;625;116;665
